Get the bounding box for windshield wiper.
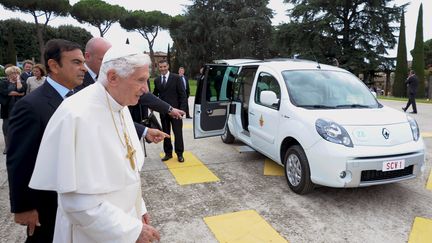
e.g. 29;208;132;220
335;104;371;108
297;105;337;109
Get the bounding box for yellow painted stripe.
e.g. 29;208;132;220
427;169;432;191
204;210;289;243
408;217;432;243
183;123;193;129
264;159;284;176
160;151;219;185
421;132;432;138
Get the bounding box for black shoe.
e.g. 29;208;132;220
186;116;192;119
177;155;185;162
402;107;407;112
409;111;417;114
161;154;173;161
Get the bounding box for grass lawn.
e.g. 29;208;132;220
378;95;432;104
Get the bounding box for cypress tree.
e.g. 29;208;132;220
393;11;408;97
411;3;425;98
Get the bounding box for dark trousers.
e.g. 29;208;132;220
185;97;191;117
404;93;417;112
160;114;184;156
2;118;8;150
25;195;57;243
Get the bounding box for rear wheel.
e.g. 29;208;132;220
284;145;314;194
221;125;235;144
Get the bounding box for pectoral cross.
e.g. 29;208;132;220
124;132;136;170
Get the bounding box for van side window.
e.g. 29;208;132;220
206;66;239;102
255;72;281;109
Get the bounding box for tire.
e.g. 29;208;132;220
283;145;314;194
221;125;235;144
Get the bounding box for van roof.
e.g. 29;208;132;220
212;58;347;72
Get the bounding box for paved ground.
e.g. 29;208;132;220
0;98;431;243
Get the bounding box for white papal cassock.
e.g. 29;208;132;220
30;82;146;243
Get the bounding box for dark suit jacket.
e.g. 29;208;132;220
153;73;188;111
180;75;190;97
20;72;32;82
129;93;171;122
74;71;95;92
405;74;419;95
0;79;27;119
6;82;60;227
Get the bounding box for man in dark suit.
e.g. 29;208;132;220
76;37;184;138
6;39;86;242
20;60;34;82
154;60;188;162
402;69;419;114
178;66;192;118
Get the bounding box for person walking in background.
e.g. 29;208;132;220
6;39;86;242
402;69;418;114
29;44;162;243
178;66;192;118
20;60;34;82
0;66;26;154
26;64;46;93
154;60;188;162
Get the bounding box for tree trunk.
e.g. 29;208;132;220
33;13;45;65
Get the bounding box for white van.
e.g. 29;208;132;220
193;59;425;194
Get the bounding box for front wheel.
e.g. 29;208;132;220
284;145;314;194
221;125;235;144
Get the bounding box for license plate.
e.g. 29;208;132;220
382;159;405;172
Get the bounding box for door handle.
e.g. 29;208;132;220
207;109;213;115
249;112;255;116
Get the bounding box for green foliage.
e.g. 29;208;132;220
0;0;70;16
411;4;425;98
425;39;432;66
169;0;273;76
393;11;408;97
71;0;126;37
0;0;71;63
276;0;404;74
120;10;171;75
0;19;91;65
56;25;93;46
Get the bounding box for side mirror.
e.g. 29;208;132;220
260;90;279;107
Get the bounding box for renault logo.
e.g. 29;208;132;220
382;128;390;139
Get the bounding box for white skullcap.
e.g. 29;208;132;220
102;44;142;63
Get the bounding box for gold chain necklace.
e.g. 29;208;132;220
105;90;136;170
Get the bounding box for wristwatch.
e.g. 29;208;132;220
168;106;173;113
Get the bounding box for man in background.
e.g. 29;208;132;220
402;69;418;114
154;60;188;162
178;66;192;118
20;60;34;82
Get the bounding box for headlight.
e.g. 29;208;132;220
407;116;420;141
315;119;353;147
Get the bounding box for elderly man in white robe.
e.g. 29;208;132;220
29;45;168;243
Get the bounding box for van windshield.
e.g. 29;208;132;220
282;70;380;109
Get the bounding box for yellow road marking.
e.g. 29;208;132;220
183;123;193;129
421;132;432;138
161;151;219;185
408;217;432;243
427;169;432;191
264;159;284;176
204;210;289;243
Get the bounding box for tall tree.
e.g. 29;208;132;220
71;0;126;37
410;3;425;98
393;10;408;97
424;39;432;67
280;0;404;74
0;0;70;64
120;10;171;75
169;0;273;75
